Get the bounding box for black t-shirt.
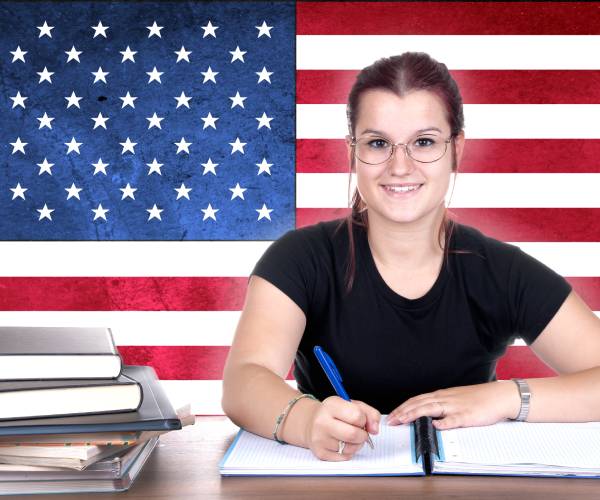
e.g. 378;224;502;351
252;219;572;414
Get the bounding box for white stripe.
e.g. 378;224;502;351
297;103;600;139
297;35;600;70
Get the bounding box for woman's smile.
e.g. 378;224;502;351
380;183;424;197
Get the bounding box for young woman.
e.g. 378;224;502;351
222;52;600;462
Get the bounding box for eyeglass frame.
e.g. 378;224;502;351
349;134;456;165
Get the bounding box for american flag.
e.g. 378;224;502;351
1;2;599;414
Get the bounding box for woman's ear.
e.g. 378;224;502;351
453;131;465;172
345;135;355;172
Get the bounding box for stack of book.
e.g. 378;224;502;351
0;326;191;495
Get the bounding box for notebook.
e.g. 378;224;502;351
220;416;600;478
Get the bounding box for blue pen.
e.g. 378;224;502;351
313;346;375;449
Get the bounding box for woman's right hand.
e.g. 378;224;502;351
304;396;381;461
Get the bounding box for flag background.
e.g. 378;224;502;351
2;2;600;414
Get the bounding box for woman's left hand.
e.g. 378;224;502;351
387;380;521;430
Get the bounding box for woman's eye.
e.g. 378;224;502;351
368;139;389;149
413;137;436;148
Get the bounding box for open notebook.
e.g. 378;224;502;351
220;416;600;478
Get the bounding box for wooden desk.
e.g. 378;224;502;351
6;416;600;499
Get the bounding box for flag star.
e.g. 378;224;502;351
37;157;54;175
120;46;137;63
10;46;27;63
201;203;218;221
201;20;218;38
146;21;163;38
37;112;54;130
120;183;137;200
256;203;273;221
229;137;246;154
146;112;164;129
174;91;192;109
201;112;218;130
65;137;82;154
65;182;82;200
146;158;163;175
119;91;137;109
256;20;273;38
65;45;82;63
91;21;109;38
92;203;109;221
10;91;28;109
92;66;109;84
174;137;192;154
229;46;246;63
92;158;109;175
65;91;82;109
146;66;163;84
120;137;137;154
10;183;27;200
256;112;273;130
201;158;219;176
37;66;54;84
37;203;54;221
256;158;273;175
229;91;247;109
146;204;163;221
201;66;218;84
37;21;54;38
256;66;273;84
175;183;192;200
91;112;109;130
10;137;27;155
229;183;247;200
175;46;191;63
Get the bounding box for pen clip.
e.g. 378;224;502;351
321;349;343;384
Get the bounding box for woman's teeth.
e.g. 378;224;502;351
383;184;421;193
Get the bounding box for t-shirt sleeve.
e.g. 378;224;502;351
508;247;572;345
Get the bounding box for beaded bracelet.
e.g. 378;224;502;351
273;393;318;444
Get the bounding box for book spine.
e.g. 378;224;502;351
413;416;439;475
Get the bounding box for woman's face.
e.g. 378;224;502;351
350;88;464;228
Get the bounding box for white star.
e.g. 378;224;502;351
174;91;192;109
91;21;109;38
146;112;164;129
65;137;82;154
10;46;27;63
146;66;163;84
37;21;54;38
10;183;27;200
37;112;54;130
10;137;27;155
37;67;54;84
256;158;273;175
92;158;109;175
229;183;247;200
146;204;163;221
201;158;219;175
10;91;27;109
65;183;82;200
256;112;273;130
175;183;192;200
201;203;218;221
37;158;54;175
256;203;273;221
201;112;218;130
229;46;246;63
146;158;163;175
65;45;82;63
65;91;82;109
201;20;218;38
92;66;109;84
256;20;273;38
120;137;137;154
91;112;109;130
37;203;54;221
120;183;137;200
201;66;218;84
120;46;137;63
229;137;246;154
256;66;273;84
119;91;137;109
229;91;247;109
174;46;191;63
92;203;109;221
146;21;163;38
174;137;191;154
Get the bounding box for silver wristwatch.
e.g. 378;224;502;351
511;378;531;422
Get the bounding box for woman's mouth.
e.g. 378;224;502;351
380;183;423;196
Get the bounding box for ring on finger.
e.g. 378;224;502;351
337;440;346;455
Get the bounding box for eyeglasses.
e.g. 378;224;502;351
351;134;454;165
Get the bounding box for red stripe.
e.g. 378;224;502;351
298;70;600;105
297;2;600;35
297;139;600;174
496;346;556;379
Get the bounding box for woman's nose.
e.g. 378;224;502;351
387;144;414;176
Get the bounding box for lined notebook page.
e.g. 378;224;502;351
440;421;600;469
